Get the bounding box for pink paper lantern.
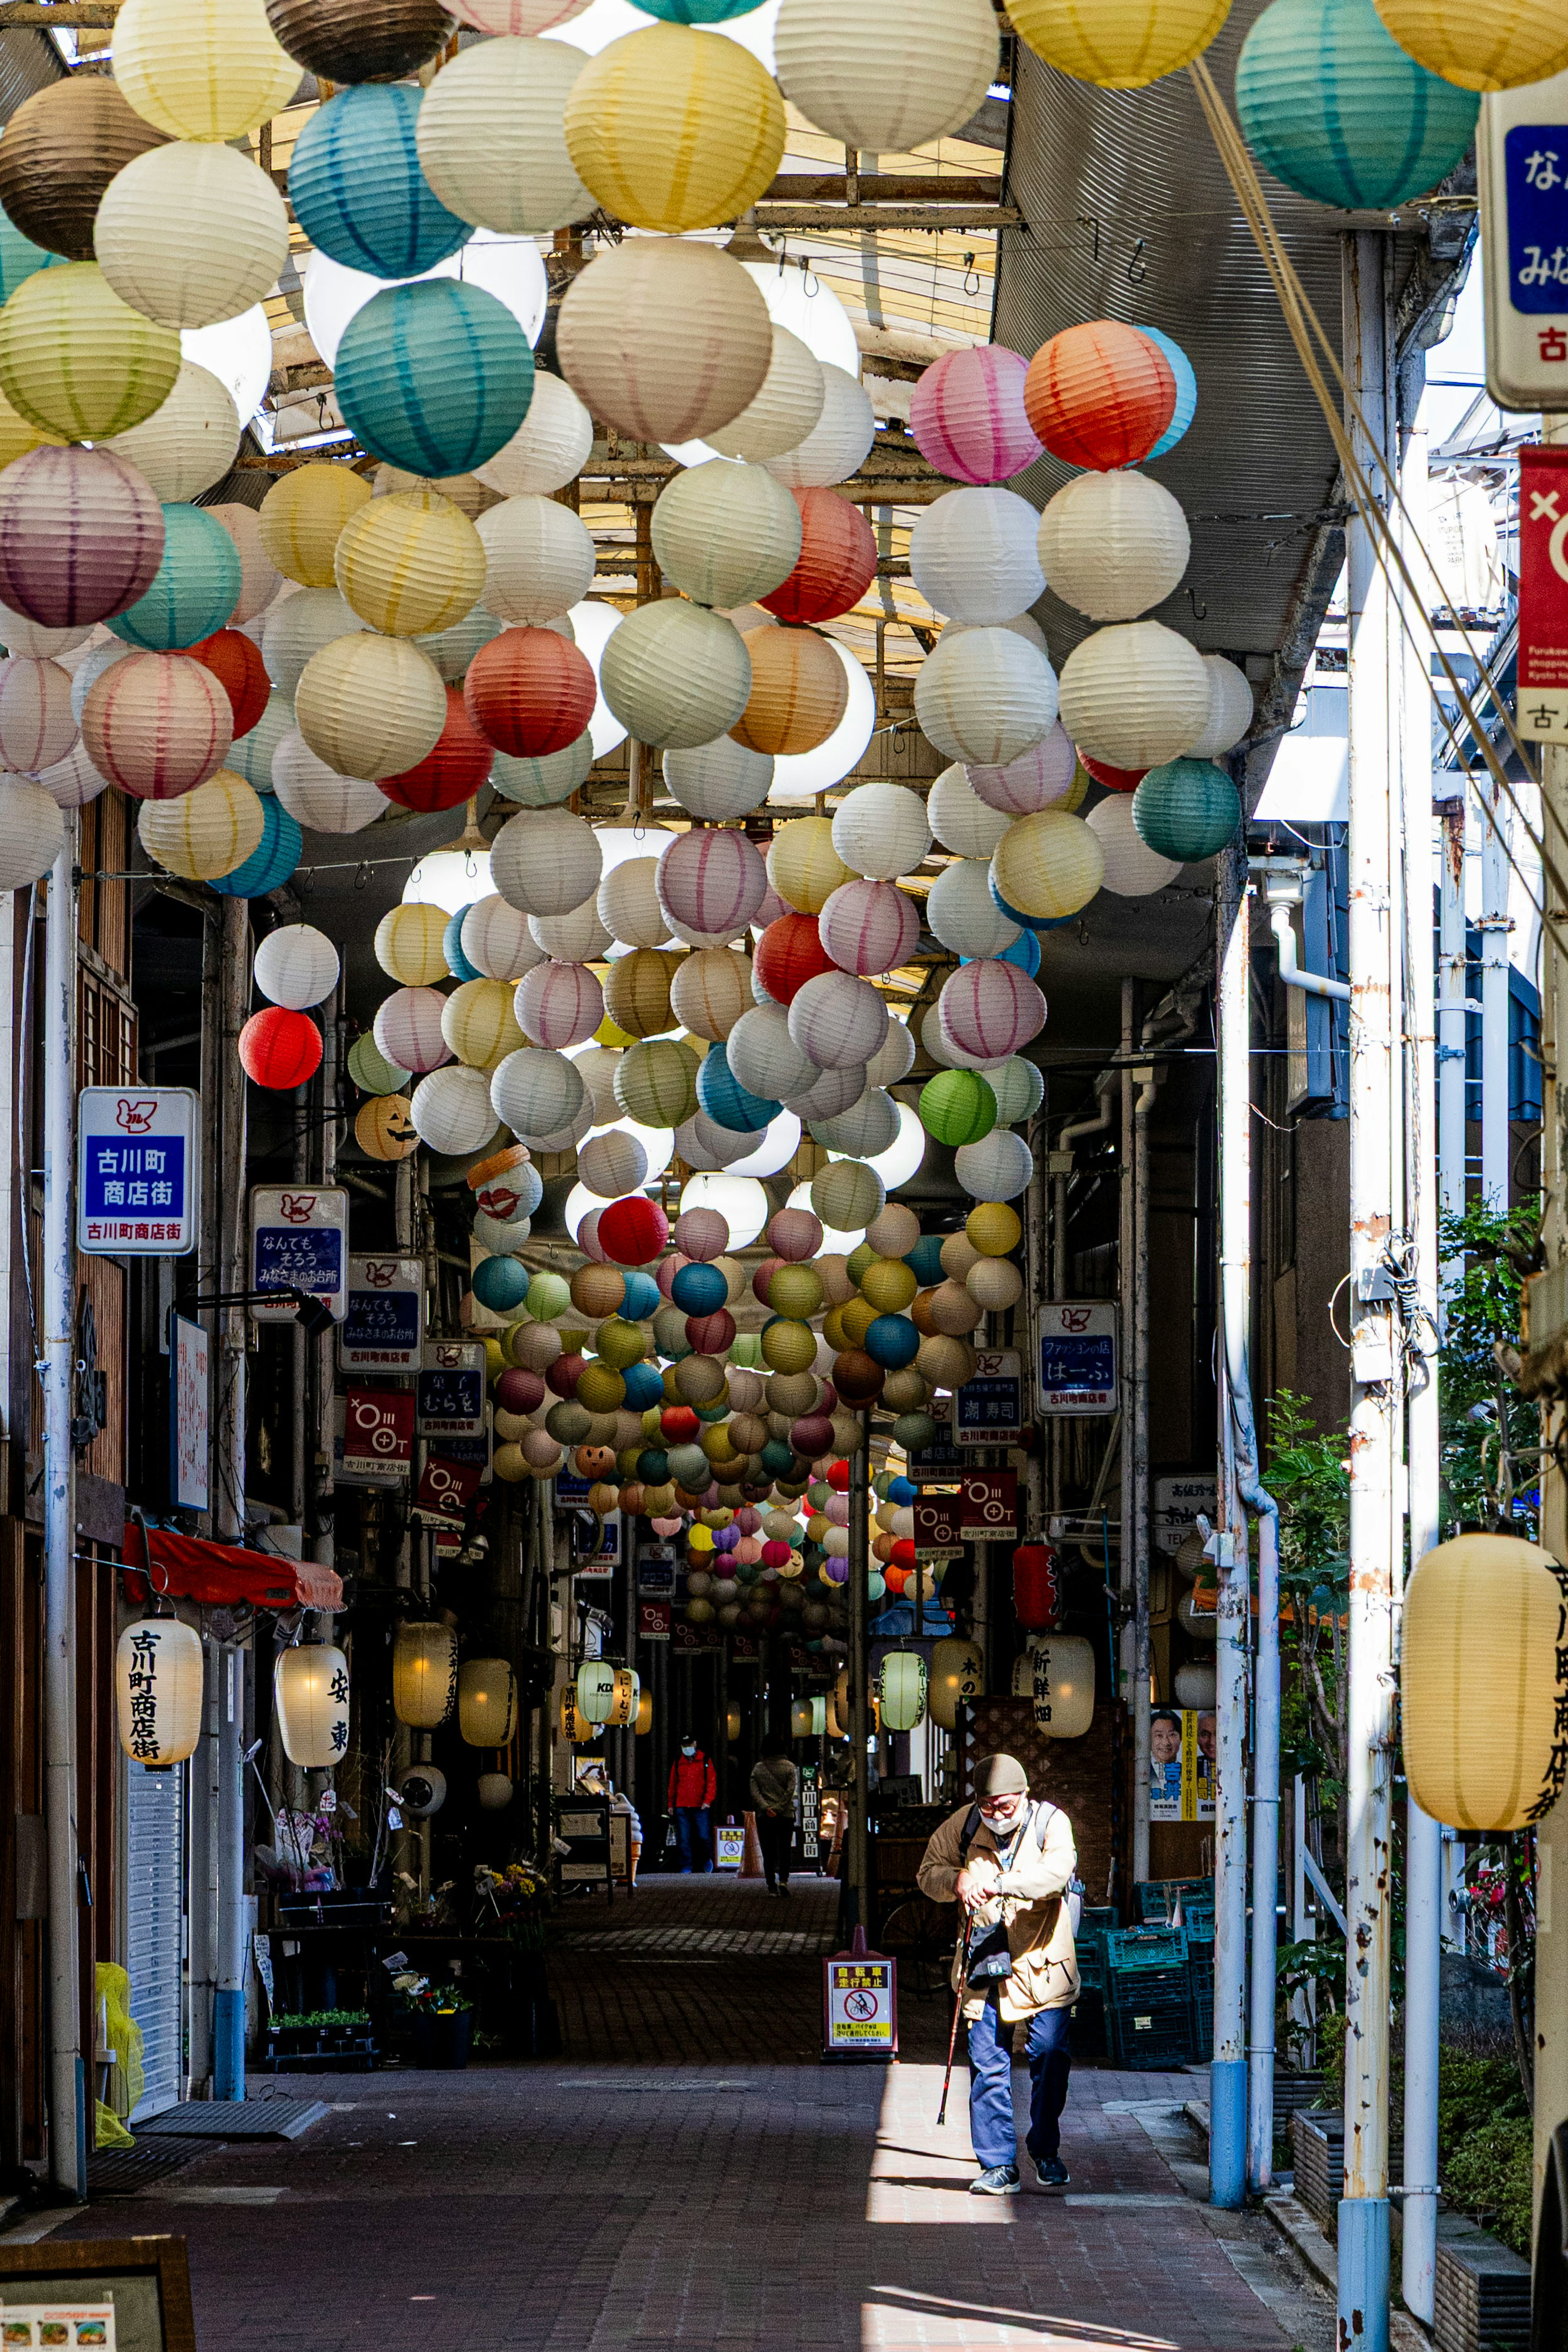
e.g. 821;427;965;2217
824;1492;851;1525
734;1506;761;1534
734;1536;763;1564
577;1204;608;1262
0;655;75;775
768;1205;822;1262
82;648;233;800
674;1205;729;1261
652;1514;685;1537
967;721;1078;815
752;1255;783;1306
657;826;767;943
686;1309;735;1353
938;958;1047;1062
817;878;920;978
762;1539;791;1568
373;985;453;1074
0;445;165;628
791;1413;833;1455
656;1251;692;1300
515;958;603;1051
910;347;1044;488
752;884;784;930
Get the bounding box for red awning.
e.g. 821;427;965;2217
121;1523;343;1613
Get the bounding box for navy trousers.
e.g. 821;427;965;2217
675;1806;712;1871
967;1990;1072;2169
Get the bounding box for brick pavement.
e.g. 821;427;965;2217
25;1877;1323;2352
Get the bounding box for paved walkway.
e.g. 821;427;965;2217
16;1875;1333;2352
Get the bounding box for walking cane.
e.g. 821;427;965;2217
936;1909;976;2127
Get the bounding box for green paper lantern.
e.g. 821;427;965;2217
107;502;242;651
348;1031;410;1096
1132;759;1241;863
919;1067;998;1147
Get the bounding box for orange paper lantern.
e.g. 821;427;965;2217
732;626;848;757
463;626;596;758
1022;321;1175;472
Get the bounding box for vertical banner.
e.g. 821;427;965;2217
170;1313;209;1511
1518;443;1568;740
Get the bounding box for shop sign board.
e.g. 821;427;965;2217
798;1764;821;1863
1480;70;1568;412
673;1616;721;1653
78;1085;198;1256
342;1388;414;1480
1518;443;1568;741
250;1186;348;1323
961;1469;1018;1542
413;1454;482;1527
638;1599;671;1642
907;1431;966;1486
1040;1301;1117;1415
823;1949;898;2060
1154;1475;1216;1555
954;1349;1022;1445
575;1511;621;1575
416;1339;485;1438
913;1495;964;1561
339;1256;423;1370
170;1312;208;1511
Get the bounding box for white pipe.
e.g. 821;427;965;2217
1436;802;1468;1304
42;819;84;2195
1477;783;1511;1210
1270;901;1352;1001
1059;1071;1116;1152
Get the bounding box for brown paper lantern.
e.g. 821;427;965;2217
602;946;677;1040
732;626;848;757
0;80;169;261
355;1093;419;1161
265;0;455;81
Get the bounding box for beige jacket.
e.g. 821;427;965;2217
917;1798;1080;2023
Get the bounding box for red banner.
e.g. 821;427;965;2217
1519;444;1568;740
343;1387;414;1479
414;1454;482;1526
960;1470;1018;1542
638;1599;671;1643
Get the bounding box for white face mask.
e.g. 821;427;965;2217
682;1744;696;1756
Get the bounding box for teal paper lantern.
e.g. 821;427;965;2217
1235;0;1479;211
228;691;292;793
107;504;242;651
0;214;64;304
211;797;303;899
1139;326;1197;461
1132;760;1241;862
865;1313;920;1371
635;0;768;15
444;907;480;980
334;279;534;477
905;1234;944;1286
472;1252;530;1312
288;86;470;281
919;1068;998;1147
695;1042;778;1136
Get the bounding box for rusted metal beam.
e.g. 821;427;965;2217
760;174;1004;204
0;3;121;19
753;203;1019;232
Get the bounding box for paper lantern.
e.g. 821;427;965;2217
927;860;1019;959
188;628;268;742
107;503;241;653
454;1656;517;1747
288;85;469;282
789;970;887;1071
417;605;504;686
601;947;676;1040
1023;322;1175;472
878;1651;928;1732
116;1615;203;1764
272;1643;349;1770
393;1620;458;1728
271;734;385;833
0;391;60;483
599;858;669;952
95;142;288;332
818;880;920;978
0;262;179;443
209;792;301;897
966;723;1081;817
32;741;109;813
254;924;339;1012
954;1130;1033;1202
335;492;486;639
671;947;753;1040
939;961;1046;1063
598;1193;669;1265
260;464;374;590
1187;655;1255;760
811;1158;884;1234
919;1069;997;1148
263;588;369;700
563;24;786;236
579;1131;649;1200
0;779;63;887
375;985;454;1076
379;690;494;817
377;901;450;986
1087;794;1180;895
267;0;452;78
1371;0;1568;88
615;1037;700;1128
411;1065;496;1155
662;739;772;828
477;497;595;630
651;462;802;611
815;1087;898;1159
296;633;447;780
114;0;301;138
0;80;170;263
926;765;1008;859
488;737;593;823
698;1041;780;1136
491;1044;588;1144
443;977;526;1069
557;236;772;446
138;768;261;878
1132;758;1240;861
765;363;875;492
759;490;877;628
0;217;63;311
236;1006;321;1091
476;370;595;498
774;0;997;150
927;1635;983;1731
911;488;1046;626
657;830;766;947
909;345;1042;487
830;782;932;884
1403;1533;1568;1829
1007;0;1232;86
991;808;1105;925
707;327;824;463
99;361;236;510
915;627;1058;769
0;448;165;634
1058;620;1211;769
83;648;232;799
336;281;534;478
1037;468;1191;623
0;657;71;775
466;627;597;759
517;959;603;1051
491;807;601;918
726;1004;813;1104
603;602;751;753
733;628;847;758
463;895;543;983
754;904;835;997
1238;0;1479;206
415;33;591;236
350;1032;412;1096
530;898;612;962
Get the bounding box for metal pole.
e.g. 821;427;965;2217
1339;229;1398;2352
187;1636;219;2095
1437;797;1468;1256
42;818;84;2196
1117;982;1139;1881
214;1644;245;2100
1131;1058;1154;1886
1211;836;1250;2211
847;1412;871;1934
1478;778;1512;1210
1023;1112;1046;1541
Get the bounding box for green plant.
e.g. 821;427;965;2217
1265;1391;1350;1799
1438;1199;1542;1537
269;2008;370;2030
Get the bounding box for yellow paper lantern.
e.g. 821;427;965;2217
1402;1534;1568;1829
564;24;786;236
335;492;487;639
458;1657;519;1746
375;900;450;987
968;1201;1022;1256
444;978;526;1071
762;1317;817;1375
606;1666;640;1729
1023;1634;1096;1738
295;631;447;779
355;1093;418;1161
879;1652;928;1733
274;1643;351;1768
603;947;678;1041
0;262;180;441
861;1256;918;1313
635;1685;653;1735
766;816;851;915
927;1635;984;1731
1007;0;1232;87
116;1615;204;1764
1371;0;1568;89
137;770;263;880
991;808;1105;924
113;0;304;140
260;463;374;590
393;1620;458;1728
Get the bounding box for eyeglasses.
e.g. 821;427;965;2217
978;1795;1022;1816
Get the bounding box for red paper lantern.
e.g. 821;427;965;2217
751;1255;783;1307
889;1538;917;1571
753;911;833;1004
1078;751;1147;793
883;1565;909;1595
189;627;269;740
1013;1543;1062;1632
1022;322;1175;473
463;626;596;758
831;1348;884;1405
546;1351;585;1398
237;1006;321;1090
378;685;495;813
760;490;878;626
661;1405;701;1443
597;1192;669;1266
687;1309;735;1353
761;1539;791;1568
495;1367;545;1413
826;1459;850;1493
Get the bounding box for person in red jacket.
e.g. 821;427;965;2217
668;1735;717;1873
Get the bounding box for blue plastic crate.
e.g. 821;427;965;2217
1105;1925;1188;1973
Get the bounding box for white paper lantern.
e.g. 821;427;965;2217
829;781;932;881
915;627;1058;768
786;1057;868;1120
813;1086;898;1159
491;806;602;918
768;638;876;801
663;735;773;822
1036;468;1191;622
705;327;824;464
478;497;597;627
928;763;1011;858
274;1644;351;1770
1086;795;1182;897
32;739;110;811
676;1109;753;1170
678;1170;768;1249
727;1004;815;1102
116;1615;204;1764
817;878;919;976
409;1064;495;1156
491;730;594;808
939;960;1046;1062
774;0;997;153
515;957;603;1049
657;829;766;948
374;985;452;1075
910;486;1046;625
866;1018;915;1088
105;362;241;503
95;140;289;329
271;731;387;834
927;858;1021;958
788;969;888;1071
557;236;773;447
600;600;752;752
415;33;593;234
650;461;802;610
1058;621;1212;771
967;722;1079;817
955;1129;1033;1201
599;858;669;951
1187;654;1255;759
463;893;546;980
263;589;365;698
579;1127;648;1198
990;1056;1045;1125
534;1093;594;1155
0;658;75;775
474;370;595;497
530;900;612;961
254;923;339;1011
69;639;135;726
764;363;875;492
491;1044;586;1144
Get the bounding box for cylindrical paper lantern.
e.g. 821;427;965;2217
254;924;339;1011
374;984;454;1076
335;280;534;478
818;879;919;977
1402;1534;1568;1830
954;1129;1033;1202
117;1615;204;1764
84;648;233;799
1085;794;1180;895
928;1634;984;1729
466;626;597;758
734;626;846;757
1236;0;1479;207
602;600;753;751
1019;1635;1094;1738
457;1656;518;1746
114;0;302;138
107;502;241;652
1131;759;1241;861
274;1644;350;1768
138;771;263;880
557;236;772;446
1058;621;1212;769
1022;321;1175;471
443;976;526;1070
910;345;1042;486
915;626;1058;768
95;141;289;329
335;491;486;638
966;722;1080;817
238;1005;321;1088
0;656;73;775
910;486;1046;625
412;1064;498;1155
272;732;387;833
296;632;447;779
0;79;170;263
830;782;932;881
416;33;592;235
1371;0;1568;89
0;262;180;442
707;326;824;463
393;1620;458;1727
652;461;802;611
491;806;601;917
760;489;876;626
670;947;753;1039
478;495;596;628
475;368;595;497
0;446;165;630
0;779;64;887
774;0;998;151
260;463;374;589
189;628;269;740
105;362;241;503
788;969;888;1070
1037;468;1191;622
289;85;471;281
1007;0;1231;86
563;23;786;235
991;808;1105;925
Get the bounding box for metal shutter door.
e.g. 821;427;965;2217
125;1760;184;2119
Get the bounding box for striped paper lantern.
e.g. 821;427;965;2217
335;490;486;638
1023;322;1176;472
272;740;389;833
0;445;165;630
0;656;75;775
1007;0;1232;86
83;648;233;799
33;737;110;810
490;732;594;808
733;626;846;757
563;23;785;236
656;828;767;945
188;628;270;740
938;958;1047;1061
464;627;597;758
209;792;303;898
0;261;180;442
443;976;527;1070
1057;620;1212;769
669;945;753;1041
260;462;374;589
261;588;364;699
138;770;265;879
708;326;824;463
1037;467;1191;622
335;280;535;479
650;460;802;612
474;369;595;498
266;0;454;79
462;895;545;982
601;600;752;751
759;490;876;626
0;78;170;263
290;85;471;280
556;236;771;447
966;721;1080;815
1372;0;1568;91
817;879;920;977
114;0;301;138
910;345;1043;486
94;140;289;329
378;685;494;813
602;945;676;1039
663;735;773;822
375;984;454;1075
515;958;604;1051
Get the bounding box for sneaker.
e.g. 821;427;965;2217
1032;2155;1069;2189
970;2165;1021;2196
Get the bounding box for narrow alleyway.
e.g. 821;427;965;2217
13;1878;1334;2351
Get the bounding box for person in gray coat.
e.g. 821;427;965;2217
749;1740;799;1895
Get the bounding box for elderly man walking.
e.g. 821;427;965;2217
918;1752;1080;2194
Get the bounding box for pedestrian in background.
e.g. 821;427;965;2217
750;1740;799;1895
668;1734;717;1873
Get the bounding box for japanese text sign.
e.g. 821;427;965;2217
954;1349;1022;1446
250;1187;347;1323
416;1339;485;1437
1481;71;1568;411
961;1469;1018;1541
1040;1301;1117;1415
170;1313;209;1512
340;1256;423;1370
1519;443;1568;740
342;1388;414;1479
78;1086;198;1256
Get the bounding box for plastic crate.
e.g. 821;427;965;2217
1076;1905;1119;1990
1134;1876;1213;1924
1070;1987;1107;2058
1105;1925;1188;1973
1108;1995;1195;2069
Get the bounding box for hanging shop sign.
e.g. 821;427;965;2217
78;1085;198;1256
341;1388;415;1481
672;1616;721;1653
823;1946;898;2061
907;1431;967;1486
913;1494;965;1562
439;1406;493;1487
575;1512;621;1575
960;1469;1018;1542
798;1763;822;1864
414;1454;483;1528
1040;1301;1117;1415
637;1550;676;1597
1480;70;1568;414
339;1256;423;1371
250;1186;348;1324
554;1471;590;1506
415;1339;486;1438
954;1349;1022;1446
1154;1475;1216;1555
638;1599;672;1642
1517;443;1568;741
169;1312;209;1512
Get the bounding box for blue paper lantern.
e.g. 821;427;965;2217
670;1260;728;1316
444;908;480;981
888;1474;918;1507
289;87;471;280
904;1234;944;1286
695;1041;779;1136
1235;0;1479;211
865;1313;920;1370
472;1252;530;1312
107;503;242;651
334;279;534;477
988;871;1056;936
210;797;303;899
1138;326;1197;461
963;928;1041;978
621;1270;661;1321
0;214;63;304
1132;759;1241;862
635;0;767;14
621;1359;664;1409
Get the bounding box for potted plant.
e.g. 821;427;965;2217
403;1981;474;2070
